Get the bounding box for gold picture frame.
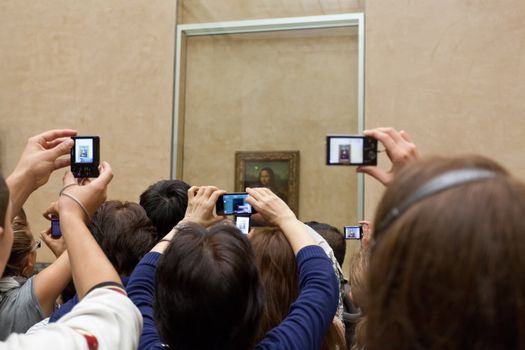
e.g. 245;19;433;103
235;151;300;215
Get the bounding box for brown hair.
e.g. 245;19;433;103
366;156;525;349
250;228;299;342
250;228;347;349
3;208;33;277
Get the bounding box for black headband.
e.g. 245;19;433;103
375;168;497;233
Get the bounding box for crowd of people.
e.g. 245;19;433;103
1;127;524;349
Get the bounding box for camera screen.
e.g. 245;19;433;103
235;216;250;234
327;137;364;164
220;194;253;215
344;226;362;240
74;138;94;164
326;135;377;166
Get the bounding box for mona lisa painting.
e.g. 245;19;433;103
235;151;300;215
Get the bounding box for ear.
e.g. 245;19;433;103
21;256;34;277
0;226;4;237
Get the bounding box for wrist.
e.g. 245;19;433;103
5;170;34;216
59;212;86;234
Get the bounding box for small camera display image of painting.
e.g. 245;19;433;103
328;137;363;165
339;144;351;164
75;139;94;164
235;151;299;215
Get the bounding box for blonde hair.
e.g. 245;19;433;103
349;248;370;350
3;208;34;277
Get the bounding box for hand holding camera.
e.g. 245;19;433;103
245;187;296;228
58;162;113;224
357;127;420;185
182;186;226;228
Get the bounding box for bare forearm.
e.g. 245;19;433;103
278;218;317;255
60;215;120;299
34;252;72;316
5;171;34;218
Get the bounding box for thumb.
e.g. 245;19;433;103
39;229;51;244
92;162;113;188
356;166;390;186
62;171;76;187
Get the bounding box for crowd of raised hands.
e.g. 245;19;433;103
2;126;524;350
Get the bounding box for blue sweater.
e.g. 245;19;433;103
127;245;339;350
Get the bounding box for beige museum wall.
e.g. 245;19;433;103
363;0;525;219
0;1;176;262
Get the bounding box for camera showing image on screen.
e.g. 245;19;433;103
235;215;250;234
71;136;100;178
326;135;378;166
216;193;256;216
344;225;363;240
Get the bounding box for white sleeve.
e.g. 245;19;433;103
0;288;142;350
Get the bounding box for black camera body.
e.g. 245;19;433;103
70;136;100;178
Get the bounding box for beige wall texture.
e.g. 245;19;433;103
0;1;176;262
364;0;525;219
178;0;364;23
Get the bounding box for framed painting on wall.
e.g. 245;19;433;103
235;151;300;215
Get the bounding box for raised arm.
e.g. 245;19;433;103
246;187;316;254
57;162;120;298
247;188;339;350
6;129;77;218
33;251;71;315
357;127;420;186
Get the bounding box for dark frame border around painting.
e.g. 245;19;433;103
235;151;300;215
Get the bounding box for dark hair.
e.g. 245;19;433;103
0;176;9;230
88;200;157;276
154;222;264;350
249;228;299;342
3;208;33;277
366;156;525;349
305;221;346;266
139;179;190;239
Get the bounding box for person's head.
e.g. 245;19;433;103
139;179;190;239
154;222;264;350
249;228;298;342
3;208;39;278
305;221;346;266
258;168;275;187
88;200;157;276
366;156;525;349
0;176;13;277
